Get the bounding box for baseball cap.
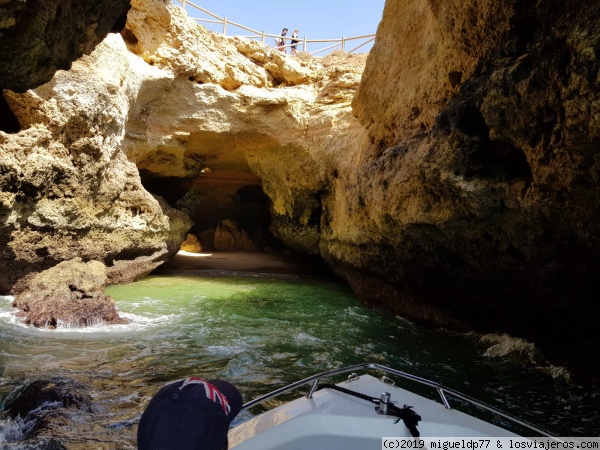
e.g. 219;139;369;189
137;378;243;450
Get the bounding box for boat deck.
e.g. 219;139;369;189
229;374;517;450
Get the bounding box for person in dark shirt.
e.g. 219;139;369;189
291;29;299;55
277;27;288;53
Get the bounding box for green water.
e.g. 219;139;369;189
0;272;598;448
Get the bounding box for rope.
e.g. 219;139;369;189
316;383;422;437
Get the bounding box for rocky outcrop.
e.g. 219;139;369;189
180;233;202;253
0;0;131;92
12;258;126;328
0;29;193;292
0;0;362;291
3;377;91;448
214;219;257;251
328;0;600;372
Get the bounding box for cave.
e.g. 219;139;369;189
141;169;285;252
0;93;20;134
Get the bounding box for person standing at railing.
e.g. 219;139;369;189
291;29;299;55
276;28;288;53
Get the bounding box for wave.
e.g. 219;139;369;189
0;301;177;335
0;415;36;444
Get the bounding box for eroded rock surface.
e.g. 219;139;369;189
214;219;258;251
1;31;193;292
0;0;131;92
335;0;600;372
1;0;361;292
118;0;369;255
12;258;126;328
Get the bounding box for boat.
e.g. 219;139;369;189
227;363;552;449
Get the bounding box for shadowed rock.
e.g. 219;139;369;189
0;0;131;92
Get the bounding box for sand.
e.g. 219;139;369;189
152;250;334;278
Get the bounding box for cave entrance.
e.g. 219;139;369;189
141;169;284;252
0;92;20;134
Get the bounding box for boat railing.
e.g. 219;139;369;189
242;362;553;437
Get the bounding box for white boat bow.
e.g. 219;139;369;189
228;363;552;450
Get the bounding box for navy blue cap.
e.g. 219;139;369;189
137;378;243;450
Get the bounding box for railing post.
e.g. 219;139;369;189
306;379;319;399
182;0;187;10
223;17;227;35
342;37;345;52
262;31;265;43
303;37;307;52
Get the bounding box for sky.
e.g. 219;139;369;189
174;0;386;54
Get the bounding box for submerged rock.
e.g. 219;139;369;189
12;258;127;328
4;379;92;422
1;378;91;449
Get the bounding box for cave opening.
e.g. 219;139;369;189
465;139;532;182
0;92;20;134
140;170;285;253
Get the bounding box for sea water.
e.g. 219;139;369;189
0;272;598;448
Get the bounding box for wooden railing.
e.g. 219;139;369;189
172;0;376;55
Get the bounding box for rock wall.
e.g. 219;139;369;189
0;0;131;92
119;0;369;254
328;0;600;373
1;28;192;293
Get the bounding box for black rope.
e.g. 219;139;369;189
316;383;422;437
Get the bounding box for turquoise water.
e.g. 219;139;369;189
0;271;598;448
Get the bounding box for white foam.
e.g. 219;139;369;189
293;332;323;343
0;295;180;335
0;415;36;443
206;344;246;356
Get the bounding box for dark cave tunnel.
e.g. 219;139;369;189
140;170;286;252
0;93;21;134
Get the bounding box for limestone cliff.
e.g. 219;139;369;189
0;0;366;292
119;0;368;254
341;0;600;372
0;9;193;292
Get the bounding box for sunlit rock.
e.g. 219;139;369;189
180;233;202;253
1;33;193;292
119;0;368;255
